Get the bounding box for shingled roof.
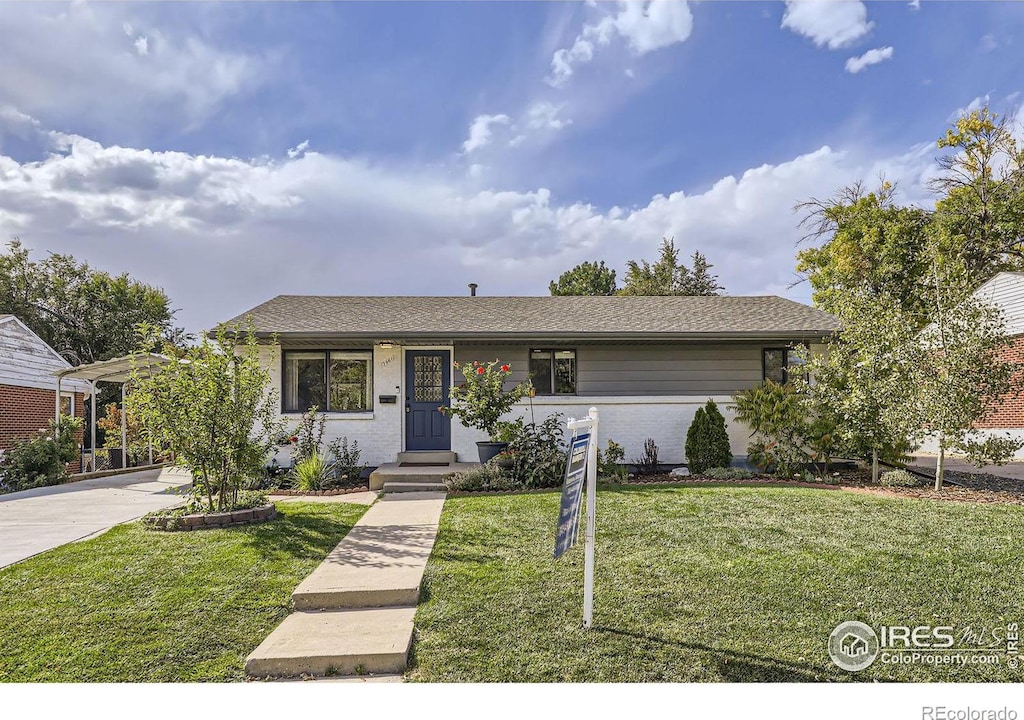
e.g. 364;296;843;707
220;295;839;340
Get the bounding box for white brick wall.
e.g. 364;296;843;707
261;343;405;467
452;395;750;465
261;343;752;467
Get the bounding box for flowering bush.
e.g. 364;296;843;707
440;359;531;440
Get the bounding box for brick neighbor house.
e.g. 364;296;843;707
0;314;92;472
972;272;1024;456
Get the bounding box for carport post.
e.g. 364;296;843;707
54;375;62;427
121;383;128;469
90;381;97;472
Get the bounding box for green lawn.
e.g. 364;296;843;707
0;501;366;682
410;485;1024;682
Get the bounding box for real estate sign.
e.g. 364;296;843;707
554;431;590;559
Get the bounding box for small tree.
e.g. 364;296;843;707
685;400;732;474
441;360;531;440
795;294;921;483
910;262;1023;489
128;324;283;512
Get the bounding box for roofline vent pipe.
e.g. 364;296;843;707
468;283;478;297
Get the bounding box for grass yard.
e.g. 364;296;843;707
410;485;1024;682
0;501;366;682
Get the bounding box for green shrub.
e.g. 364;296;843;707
292;408;327;465
444;464;520;492
504;414;567;489
0;416;82;494
634;438;660;475
327;436;365;487
685;400;733;475
293;454;329;491
879;469;924;488
732;381;813;477
598;439;627;482
699;466;756;480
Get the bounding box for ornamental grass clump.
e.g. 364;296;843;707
441;359;531;440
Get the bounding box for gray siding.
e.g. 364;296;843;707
455;342;766;396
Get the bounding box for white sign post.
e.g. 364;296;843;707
562;406;599;629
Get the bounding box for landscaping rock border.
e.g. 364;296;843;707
271;487;371;496
145;504;277;531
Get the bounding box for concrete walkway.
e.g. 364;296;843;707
246;491;446;679
0;466;191;569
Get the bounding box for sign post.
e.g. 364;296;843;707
555;407;599;629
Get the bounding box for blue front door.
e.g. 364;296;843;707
405;350;451;451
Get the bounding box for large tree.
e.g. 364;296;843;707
797;107;1024;325
549;260;618;296
620;237;724;296
795;182;932;324
0;239;181;365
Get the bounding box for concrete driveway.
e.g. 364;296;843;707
0;466;191;569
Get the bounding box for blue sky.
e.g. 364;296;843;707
0;1;1022;331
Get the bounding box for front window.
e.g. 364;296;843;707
530;349;577;395
283;350;372;412
762;346;805;385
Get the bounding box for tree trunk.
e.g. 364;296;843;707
934;445;945;491
872;448;879;484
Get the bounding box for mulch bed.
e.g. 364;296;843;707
270;486;371;496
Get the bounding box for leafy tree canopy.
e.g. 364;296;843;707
0;239;182;366
548;260;618;296
619;237;724;296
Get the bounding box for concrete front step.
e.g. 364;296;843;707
291;492;447;610
245;607;415;678
395;450;457;464
369;461;478;490
383;481;447;494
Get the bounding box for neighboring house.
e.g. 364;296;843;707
222;294;840;468
963;272;1024;458
0;315;91;470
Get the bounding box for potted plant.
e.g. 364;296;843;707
441;359;531;463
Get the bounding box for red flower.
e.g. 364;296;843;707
500;364;510;373
289;436;298;443
476;366;485;375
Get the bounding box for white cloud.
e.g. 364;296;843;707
844;46;893;74
547;0;693;87
781;0;874;50
462;114;511;154
287;140;310;159
909;0;920;9
0;4;264;130
0;109;952;332
524;102;572;131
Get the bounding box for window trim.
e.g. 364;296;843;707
529;348;578;396
59;392;75;418
281;349;374;414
